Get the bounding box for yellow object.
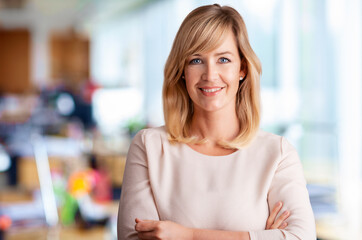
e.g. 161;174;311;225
68;170;93;198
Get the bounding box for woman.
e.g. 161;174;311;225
118;4;316;240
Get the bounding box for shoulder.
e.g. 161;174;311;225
134;126;167;140
251;129;282;151
142;125;167;136
254;129;282;142
250;129;297;156
127;126;168;159
131;125;168;147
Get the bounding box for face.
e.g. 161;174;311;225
184;30;245;114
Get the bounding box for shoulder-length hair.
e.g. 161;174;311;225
163;4;261;149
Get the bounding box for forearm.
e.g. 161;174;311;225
191;229;250;240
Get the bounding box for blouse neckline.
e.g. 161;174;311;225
183;142;241;159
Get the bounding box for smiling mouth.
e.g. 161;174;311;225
200;87;224;93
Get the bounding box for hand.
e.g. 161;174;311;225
135;218;193;240
265;201;290;230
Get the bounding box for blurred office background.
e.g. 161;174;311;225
0;0;360;239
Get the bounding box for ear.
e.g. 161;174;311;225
240;59;247;79
239;70;246;80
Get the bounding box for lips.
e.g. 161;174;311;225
200;87;223;93
199;87;224;96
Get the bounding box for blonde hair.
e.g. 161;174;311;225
163;4;261;149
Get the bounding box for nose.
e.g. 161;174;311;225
202;61;218;81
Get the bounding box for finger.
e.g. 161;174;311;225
138;229;163;240
271;211;290;229
279;222;288;229
138;231;156;240
135;220;159;232
266;202;283;229
136;218;154;223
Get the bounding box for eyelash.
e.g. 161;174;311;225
189;57;231;64
190;58;202;64
219;57;230;63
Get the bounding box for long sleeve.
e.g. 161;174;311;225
249;137;316;240
117;130;160;240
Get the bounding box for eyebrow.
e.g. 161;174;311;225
191;51;234;57
215;51;234;56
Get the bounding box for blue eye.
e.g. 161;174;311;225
190;58;202;64
219;57;230;63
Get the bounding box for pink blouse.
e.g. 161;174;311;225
118;126;316;239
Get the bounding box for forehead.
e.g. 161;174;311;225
191;29;239;55
213;30;239;53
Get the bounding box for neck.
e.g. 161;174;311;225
190;108;240;144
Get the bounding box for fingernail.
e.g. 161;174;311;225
284;211;289;215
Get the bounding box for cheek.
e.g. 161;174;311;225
184;65;204;81
225;73;240;89
184;79;196;100
225;76;240;98
184;70;196;82
223;65;241;82
184;72;199;92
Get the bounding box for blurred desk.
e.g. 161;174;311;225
1;188;118;240
6;225;110;240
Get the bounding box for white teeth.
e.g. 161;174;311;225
200;88;222;93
